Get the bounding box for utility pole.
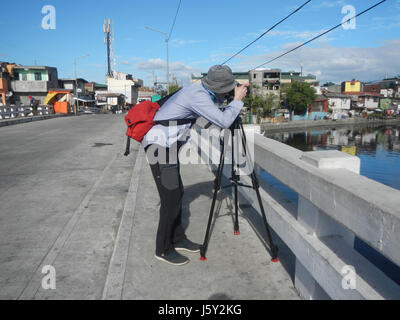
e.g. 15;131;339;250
145;26;170;94
73;54;89;116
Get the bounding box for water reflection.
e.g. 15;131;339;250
266;124;400;190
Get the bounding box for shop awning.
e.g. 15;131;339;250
43;92;58;105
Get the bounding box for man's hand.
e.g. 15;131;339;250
234;84;249;101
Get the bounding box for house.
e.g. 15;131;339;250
0;62;14;105
10;65;59;105
107;71;143;106
309;94;329;120
96;92;125;112
341;80;364;95
324;92;351;113
356;93;381;110
59;78;88;97
364;83;381;95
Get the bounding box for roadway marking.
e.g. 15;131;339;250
102;147;145;300
17;152;120;300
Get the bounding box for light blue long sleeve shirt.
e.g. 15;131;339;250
142;83;243;148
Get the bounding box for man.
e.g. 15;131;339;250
142;65;248;266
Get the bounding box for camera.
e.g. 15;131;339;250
225;83;251;103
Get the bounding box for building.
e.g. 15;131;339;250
309;94;329;119
0;62;15;105
249;69;318;97
356;93;381;110
59;78;88;96
324;92;351;113
85;82;107;94
364;83;381;95
107;71;143;106
10;65;59;105
341;80;364;95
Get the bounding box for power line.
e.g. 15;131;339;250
221;0;312;65
169;0;182;40
250;0;387;71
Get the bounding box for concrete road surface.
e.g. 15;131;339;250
0;114;138;299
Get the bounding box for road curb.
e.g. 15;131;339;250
102;146;145;300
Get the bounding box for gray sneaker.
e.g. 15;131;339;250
174;239;201;253
155;250;190;266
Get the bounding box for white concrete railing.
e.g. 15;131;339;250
0;106;49;120
190;123;400;300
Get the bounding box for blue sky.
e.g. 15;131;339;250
1;0;399;86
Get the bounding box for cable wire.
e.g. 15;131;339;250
250;0;387;71
169;0;182;40
221;0;312;65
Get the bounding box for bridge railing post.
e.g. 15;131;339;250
295;150;360;299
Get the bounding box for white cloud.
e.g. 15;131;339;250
313;1;346;9
170;39;205;47
230;39;400;83
119;60;131;65
137;58;201;85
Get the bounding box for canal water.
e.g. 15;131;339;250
265;123;400;191
262;122;400;287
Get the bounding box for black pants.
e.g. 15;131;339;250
146;144;186;255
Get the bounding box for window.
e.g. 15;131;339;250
34;72;42;81
253;74;257;79
22;74;27;81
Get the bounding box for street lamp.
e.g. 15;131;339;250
145;26;169;94
73;54;90;115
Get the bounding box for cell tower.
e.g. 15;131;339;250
103;19;114;78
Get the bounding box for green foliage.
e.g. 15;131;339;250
168;83;180;94
243;92;278;118
284;82;316;115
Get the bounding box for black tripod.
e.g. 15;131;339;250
200;117;279;262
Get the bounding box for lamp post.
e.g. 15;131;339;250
145;26;169;94
73;54;90;115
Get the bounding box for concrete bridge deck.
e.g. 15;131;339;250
0;114;299;300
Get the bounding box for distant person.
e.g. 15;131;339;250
29;96;38;115
142;65;248;266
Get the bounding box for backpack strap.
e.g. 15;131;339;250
124;136;131;156
153;118;196;126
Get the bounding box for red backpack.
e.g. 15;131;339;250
124;100;160;143
123;89;196;156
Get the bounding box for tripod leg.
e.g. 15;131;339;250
231;126;240;236
200;138;225;261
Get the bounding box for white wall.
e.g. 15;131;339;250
328;97;351;112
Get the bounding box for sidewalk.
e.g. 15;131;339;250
106;144;300;300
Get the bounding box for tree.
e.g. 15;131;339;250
284;81;316;115
243;92;278;119
168;83;180;94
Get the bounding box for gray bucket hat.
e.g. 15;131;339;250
202;65;237;94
